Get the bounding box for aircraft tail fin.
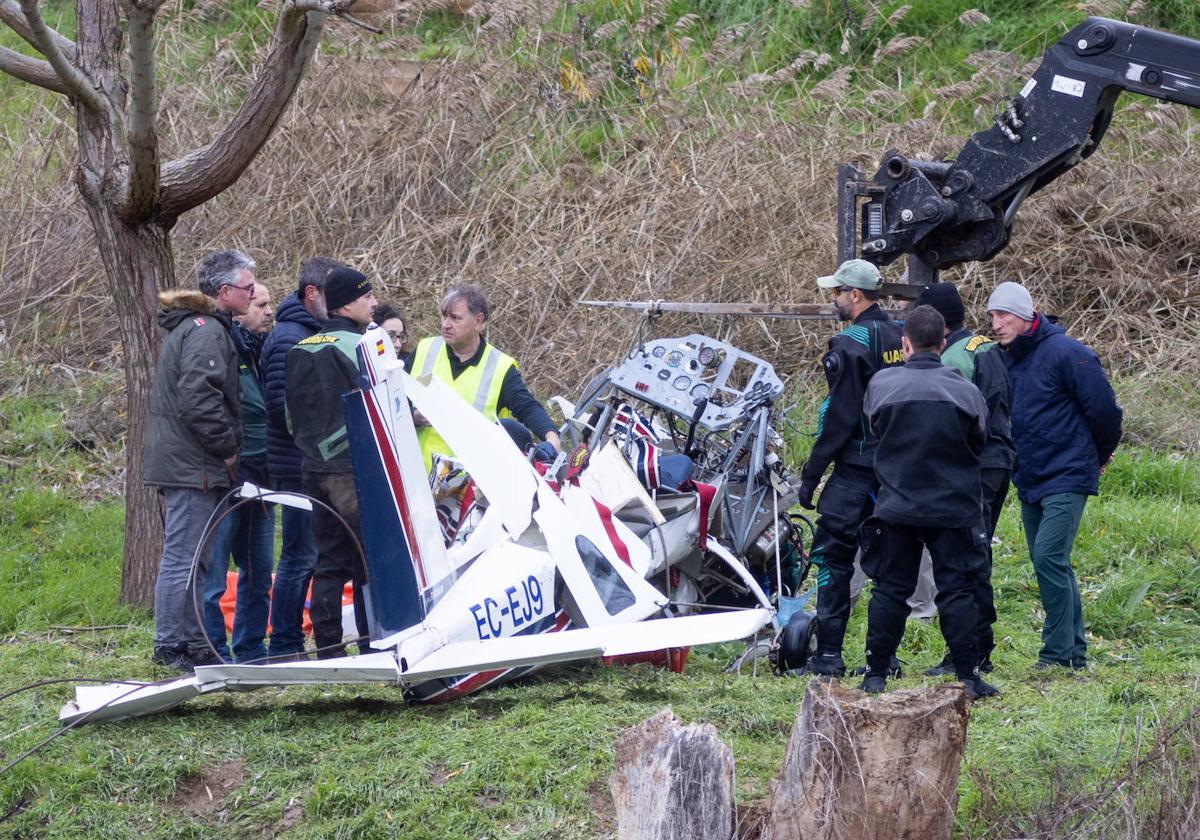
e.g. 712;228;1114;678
341;327;452;641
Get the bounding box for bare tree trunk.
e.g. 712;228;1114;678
3;0;342;605
763;680;971;840
81;196;174;606
610;708;736;840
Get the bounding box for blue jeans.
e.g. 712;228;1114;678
203;497;276;662
267;477;318;656
154;487;223;656
1021;492;1089;666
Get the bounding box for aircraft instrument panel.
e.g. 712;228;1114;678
609;335;784;430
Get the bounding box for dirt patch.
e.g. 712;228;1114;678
166;758;245;818
587;777;616;836
264;799;305;839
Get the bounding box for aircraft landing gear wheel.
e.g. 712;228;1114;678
774;611;817;673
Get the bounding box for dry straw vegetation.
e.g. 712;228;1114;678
1;0;1197;432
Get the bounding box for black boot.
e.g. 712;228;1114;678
853;655;903;678
860;670;888;694
963;676;999;700
924;653;954;677
799;652;846;677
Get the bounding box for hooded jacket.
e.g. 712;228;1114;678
1003;315;1123;503
260;292;324;484
143;289;242;490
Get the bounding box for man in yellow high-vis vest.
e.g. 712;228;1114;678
408;284;561;469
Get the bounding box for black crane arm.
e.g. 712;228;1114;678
838;16;1200;284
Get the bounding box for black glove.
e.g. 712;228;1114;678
797;479;817;510
532;441;558;463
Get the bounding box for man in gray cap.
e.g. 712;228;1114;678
795;259;903;676
987;280;1122;670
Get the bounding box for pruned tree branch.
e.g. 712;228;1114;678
158;0;347;218
0;42;69;93
18;0;106;113
0;0;76;60
118;0;162;220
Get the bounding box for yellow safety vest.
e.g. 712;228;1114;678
410;336;517;468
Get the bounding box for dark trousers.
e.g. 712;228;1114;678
862;519;988;679
1020;492;1088;666
974;467;1011;659
810;464;877;657
303;470;371;658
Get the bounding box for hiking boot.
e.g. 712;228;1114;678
151;646;189;672
852;656;903;679
860;673;887;695
185;646;225;668
924;654;954;677
798;653;846;677
962;677;999;700
979;656;994;673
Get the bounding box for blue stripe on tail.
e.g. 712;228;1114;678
343;389;426;641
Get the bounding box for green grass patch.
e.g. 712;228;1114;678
1;366;1199;835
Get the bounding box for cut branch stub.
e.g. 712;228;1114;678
763;680;971;840
610;707;735;840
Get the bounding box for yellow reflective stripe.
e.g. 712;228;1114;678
416;336;443;378
474;347;502;412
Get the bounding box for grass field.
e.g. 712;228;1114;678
1;366;1197;838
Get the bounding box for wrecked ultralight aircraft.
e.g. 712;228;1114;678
62;326;814;725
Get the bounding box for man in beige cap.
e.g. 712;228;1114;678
794;259;904;676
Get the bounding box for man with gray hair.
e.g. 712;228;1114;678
988;280;1122;670
144;249;255;672
408;283;561;469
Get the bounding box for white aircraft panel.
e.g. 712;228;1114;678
533;483;666;628
402;609;773;682
59;676;205;725
196;652;401;687
403;372;537;539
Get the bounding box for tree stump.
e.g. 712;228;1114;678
762;680;971;840
610;708;736;840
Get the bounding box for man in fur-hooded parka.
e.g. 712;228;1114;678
143;250;254;672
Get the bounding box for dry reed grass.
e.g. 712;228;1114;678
0;2;1197;416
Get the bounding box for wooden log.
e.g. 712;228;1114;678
610;707;736;840
762;680;971;840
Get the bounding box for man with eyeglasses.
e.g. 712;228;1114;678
144;249;256;672
793;259;904;677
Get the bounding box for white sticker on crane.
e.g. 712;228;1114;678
1051;74;1086;97
1125;63;1146;82
1019;77;1037;99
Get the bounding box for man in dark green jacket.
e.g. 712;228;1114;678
285;267;378;658
144;249;255;672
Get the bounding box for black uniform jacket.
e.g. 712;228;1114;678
800;304;903;491
864;352;988;528
284;315;365;474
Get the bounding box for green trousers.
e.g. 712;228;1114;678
1020;492;1089;667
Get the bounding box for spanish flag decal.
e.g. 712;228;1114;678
376;339;386;356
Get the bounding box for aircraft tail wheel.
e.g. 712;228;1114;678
775;610;817;673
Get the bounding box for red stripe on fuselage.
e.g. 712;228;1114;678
591;499;632;567
362;389;429;589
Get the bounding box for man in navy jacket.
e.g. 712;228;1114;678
259;256;343;657
988;281;1123;670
